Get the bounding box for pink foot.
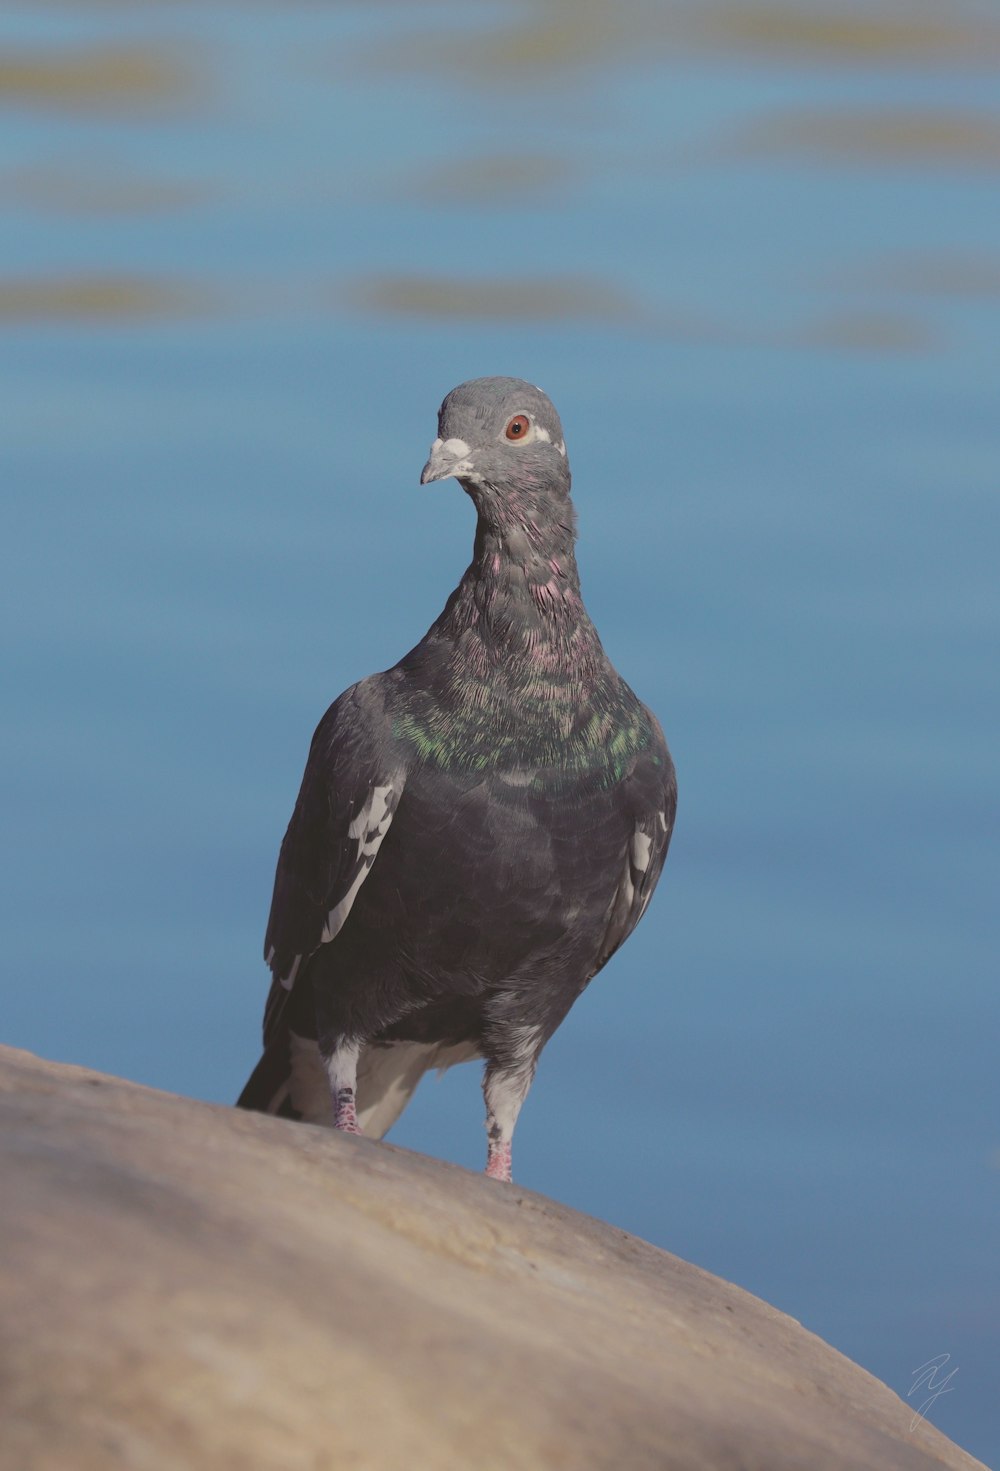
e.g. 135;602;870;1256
334;1090;361;1134
485;1140;512;1182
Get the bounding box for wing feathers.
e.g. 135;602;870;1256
320;783;399;943
262;679;403;996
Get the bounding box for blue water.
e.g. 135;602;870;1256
2;4;997;1461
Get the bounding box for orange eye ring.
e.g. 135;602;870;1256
505;414;530;441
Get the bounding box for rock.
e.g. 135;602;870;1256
0;1044;985;1471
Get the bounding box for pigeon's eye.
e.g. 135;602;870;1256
505;414;530;441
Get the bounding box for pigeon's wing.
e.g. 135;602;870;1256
262;679;403;1043
593;718;677;973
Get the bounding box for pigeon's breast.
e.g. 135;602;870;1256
389;665;657;789
340;759;635;987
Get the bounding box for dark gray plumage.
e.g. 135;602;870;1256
238;377;676;1180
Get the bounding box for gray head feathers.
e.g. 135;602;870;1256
420;376;570;495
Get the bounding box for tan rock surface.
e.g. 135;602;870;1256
0;1044;986;1471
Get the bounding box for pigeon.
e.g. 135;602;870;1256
237;376;676;1181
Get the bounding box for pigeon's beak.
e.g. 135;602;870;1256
420;436;476;485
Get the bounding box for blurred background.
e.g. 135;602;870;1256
2;1;997;1460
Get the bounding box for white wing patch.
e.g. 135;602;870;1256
632;822;659;921
321;783;397;943
274;780;401;988
631;829;653;874
319;867;367;945
349;784;394;847
276;951;302;991
602;819;661;955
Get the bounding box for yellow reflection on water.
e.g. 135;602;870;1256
857;253;1000;298
0;275;211;323
799;310;938;354
3;1;997;343
741;110;1000;169
9;164;210;217
0;45;199;114
358;0;1000;80
697;4;1000;64
349;273;638;323
413;154;572;206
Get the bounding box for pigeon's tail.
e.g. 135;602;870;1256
236;1038;300;1120
236;974;304;1119
237;1001;481;1141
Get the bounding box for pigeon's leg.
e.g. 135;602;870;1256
483;1060;535;1182
322;1038;362;1134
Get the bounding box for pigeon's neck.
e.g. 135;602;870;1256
472;511;580;597
441;489;599;666
465;475;577;567
396;486;648;772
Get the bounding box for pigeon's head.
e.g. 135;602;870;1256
420;377;570;500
